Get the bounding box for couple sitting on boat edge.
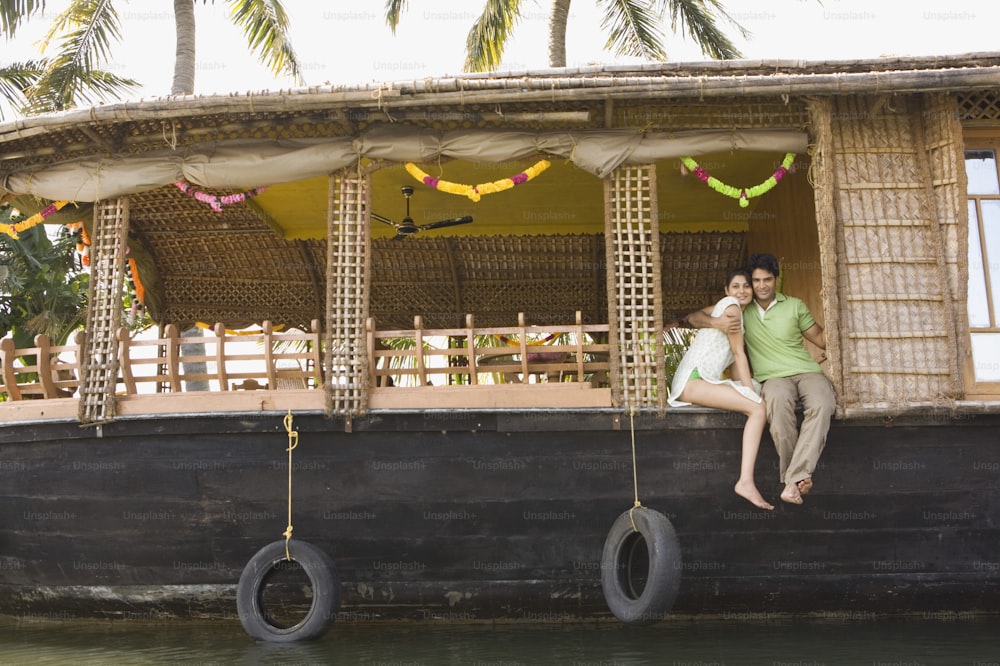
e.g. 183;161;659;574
667;252;835;510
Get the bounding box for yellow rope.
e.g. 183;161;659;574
282;409;299;560
627;403;643;532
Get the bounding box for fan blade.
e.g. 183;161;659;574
371;212;401;229
418;215;474;231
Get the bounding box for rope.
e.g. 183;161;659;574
282;409;299;560
627;403;643;532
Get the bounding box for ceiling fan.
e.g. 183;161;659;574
371;186;473;240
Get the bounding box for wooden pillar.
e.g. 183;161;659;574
604;164;665;411
325;171;370;417
78;197;129;424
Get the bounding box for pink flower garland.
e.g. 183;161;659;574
173;181;269;212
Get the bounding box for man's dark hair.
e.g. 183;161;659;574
747;253;780;279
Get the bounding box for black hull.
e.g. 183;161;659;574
2;409;998;622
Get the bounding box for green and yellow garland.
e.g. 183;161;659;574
681;153;795;208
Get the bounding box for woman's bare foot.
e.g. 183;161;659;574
735;479;774;510
796;478;813;495
780;482;803;505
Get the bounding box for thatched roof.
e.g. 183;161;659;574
2;53;998;330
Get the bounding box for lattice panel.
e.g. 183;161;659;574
956;90;1000;122
78;198;129;424
614;97;809;130
604;165;664;410
827;95;961;408
325;173;370;416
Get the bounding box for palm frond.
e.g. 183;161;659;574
227;0;303;85
464;0;523;73
0;0;47;38
660;0;747;60
40;0;123;69
28;0;138;109
598;0;668;61
25;65;138;112
0;59;46;117
383;0;407;35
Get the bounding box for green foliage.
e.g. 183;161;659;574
0;207;88;348
663;326;694;384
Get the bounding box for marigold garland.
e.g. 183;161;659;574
174;181;269;212
67;220;91;266
405;160;550;202
680;153;795;208
2;200;70;239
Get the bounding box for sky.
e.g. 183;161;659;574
2;0;999;117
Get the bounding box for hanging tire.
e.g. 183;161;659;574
237;539;341;642
600;506;682;625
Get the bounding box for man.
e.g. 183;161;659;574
683;253;835;505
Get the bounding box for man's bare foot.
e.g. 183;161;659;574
797;478;813;495
780;483;803;505
735;479;775;510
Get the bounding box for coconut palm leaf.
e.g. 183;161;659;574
0;59;45;116
463;0;524;73
227;0;303;85
661;0;748;60
27;0;138;110
599;0;670;61
0;0;46;37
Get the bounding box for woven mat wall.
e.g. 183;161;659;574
823;94;963;407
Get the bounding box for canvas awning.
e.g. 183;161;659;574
2;126;808;202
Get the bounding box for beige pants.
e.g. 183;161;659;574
760;372;836;484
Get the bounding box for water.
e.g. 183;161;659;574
1;615;998;665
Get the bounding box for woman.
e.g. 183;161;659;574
667;268;773;510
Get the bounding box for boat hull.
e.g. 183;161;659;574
2;409;998;622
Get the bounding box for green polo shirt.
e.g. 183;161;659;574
743;292;823;381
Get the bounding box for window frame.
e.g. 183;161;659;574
962;130;1000;399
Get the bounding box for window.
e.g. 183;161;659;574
964;145;1000;393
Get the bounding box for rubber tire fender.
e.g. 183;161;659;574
600;506;682;625
237;539;341;642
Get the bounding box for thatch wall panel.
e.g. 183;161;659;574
827;94;963;409
922;93;970;378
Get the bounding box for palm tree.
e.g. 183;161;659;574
2;1;304;390
1;0;302;111
385;0;748;73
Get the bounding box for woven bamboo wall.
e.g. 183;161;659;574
921;93;970;380
128;186;325;330
820;94;963;408
613;97;810;130
659;232;747;322
369;234;607;330
605;165;665;410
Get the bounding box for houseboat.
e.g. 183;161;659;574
1;53;999;630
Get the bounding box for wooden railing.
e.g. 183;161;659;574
366;312;612;408
3;313;613;413
0;331;86;401
117;320;322;394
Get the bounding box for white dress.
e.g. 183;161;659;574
667;296;762;407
